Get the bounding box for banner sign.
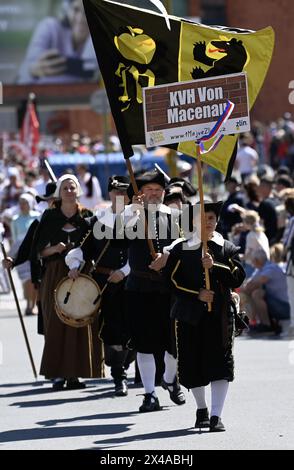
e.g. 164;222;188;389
143;72;250;147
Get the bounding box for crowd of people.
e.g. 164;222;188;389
0;122;293;433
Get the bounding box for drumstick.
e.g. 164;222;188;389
93;281;108;305
63;262;85;304
63;261;85;304
64;286;73;304
63;230;92;303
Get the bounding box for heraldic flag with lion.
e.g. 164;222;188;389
83;0;274;177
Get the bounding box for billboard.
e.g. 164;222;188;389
0;0;100;85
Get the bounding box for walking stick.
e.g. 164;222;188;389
196;143;212;312
1;242;38;378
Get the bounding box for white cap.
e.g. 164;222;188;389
53;174;83;198
7;167;20;178
19;193;35;210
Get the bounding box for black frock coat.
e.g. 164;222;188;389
81;214;129;347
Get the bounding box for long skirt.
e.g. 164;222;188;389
39;258;104;379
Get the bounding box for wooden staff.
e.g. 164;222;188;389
125;158;157;259
1;242;38;378
196;143;212;312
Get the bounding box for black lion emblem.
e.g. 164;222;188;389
191;37;247;79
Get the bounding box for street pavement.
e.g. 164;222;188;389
0;271;294;451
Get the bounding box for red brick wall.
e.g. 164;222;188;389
226;0;294;122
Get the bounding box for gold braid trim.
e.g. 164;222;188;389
171;260;199;295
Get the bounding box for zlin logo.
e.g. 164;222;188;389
236;119;247;129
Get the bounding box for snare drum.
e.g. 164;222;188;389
54;274;101;327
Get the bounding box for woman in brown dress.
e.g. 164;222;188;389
33;174;104;390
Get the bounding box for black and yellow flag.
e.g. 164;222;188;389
83;0;274;176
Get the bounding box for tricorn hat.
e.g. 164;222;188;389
164;185;186;205
108;175;130;192
187;200;223;231
35;182;57;203
127;169;166;200
198;200;223;218
168;177;197;197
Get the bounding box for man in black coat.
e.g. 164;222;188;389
122;169;186;412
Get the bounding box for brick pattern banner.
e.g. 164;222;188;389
143;72;250;148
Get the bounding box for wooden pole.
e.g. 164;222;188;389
1;242;38;378
196;144;212;312
125;158;157;260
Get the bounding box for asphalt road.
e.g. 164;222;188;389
0;271;294;451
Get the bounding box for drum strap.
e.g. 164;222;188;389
90;240;111;273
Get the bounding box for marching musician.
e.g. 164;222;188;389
32;174;104;391
66;176;131;397
3;182;57;333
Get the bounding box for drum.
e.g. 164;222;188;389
54;274;101;327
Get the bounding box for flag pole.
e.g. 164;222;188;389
125;158;157;259
196;143;212;312
1;242;38;378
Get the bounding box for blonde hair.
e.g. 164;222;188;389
242;210;264;232
270;243;284;264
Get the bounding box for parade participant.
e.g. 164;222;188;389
3;183;57;324
32;174;104;390
153;201;245;431
9;194;40;316
123;169;185;412
66;175;131;396
76;163;103;210
163;185;186;210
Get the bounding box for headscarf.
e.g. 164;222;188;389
53;174;83;198
19;193;35;210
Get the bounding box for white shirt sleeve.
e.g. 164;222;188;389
119;261;130;277
123;204;141;228
65;247;84;270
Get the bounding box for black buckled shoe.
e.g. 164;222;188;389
139;393;161;413
195;408;210;428
114;379;128;397
66;378;86;390
161;378;186;405
52;378;65;391
209;416;225;432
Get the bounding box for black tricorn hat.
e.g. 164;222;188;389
168;177;197;197
198;200;223;218
164;185;186;204
127;169;166;200
108;175;130;192
188;200;223;230
35;182;57;203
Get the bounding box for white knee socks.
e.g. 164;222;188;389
191;386;207;409
191;380;229;417
211;380;229;417
137;352;156;395
163;351;177;384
